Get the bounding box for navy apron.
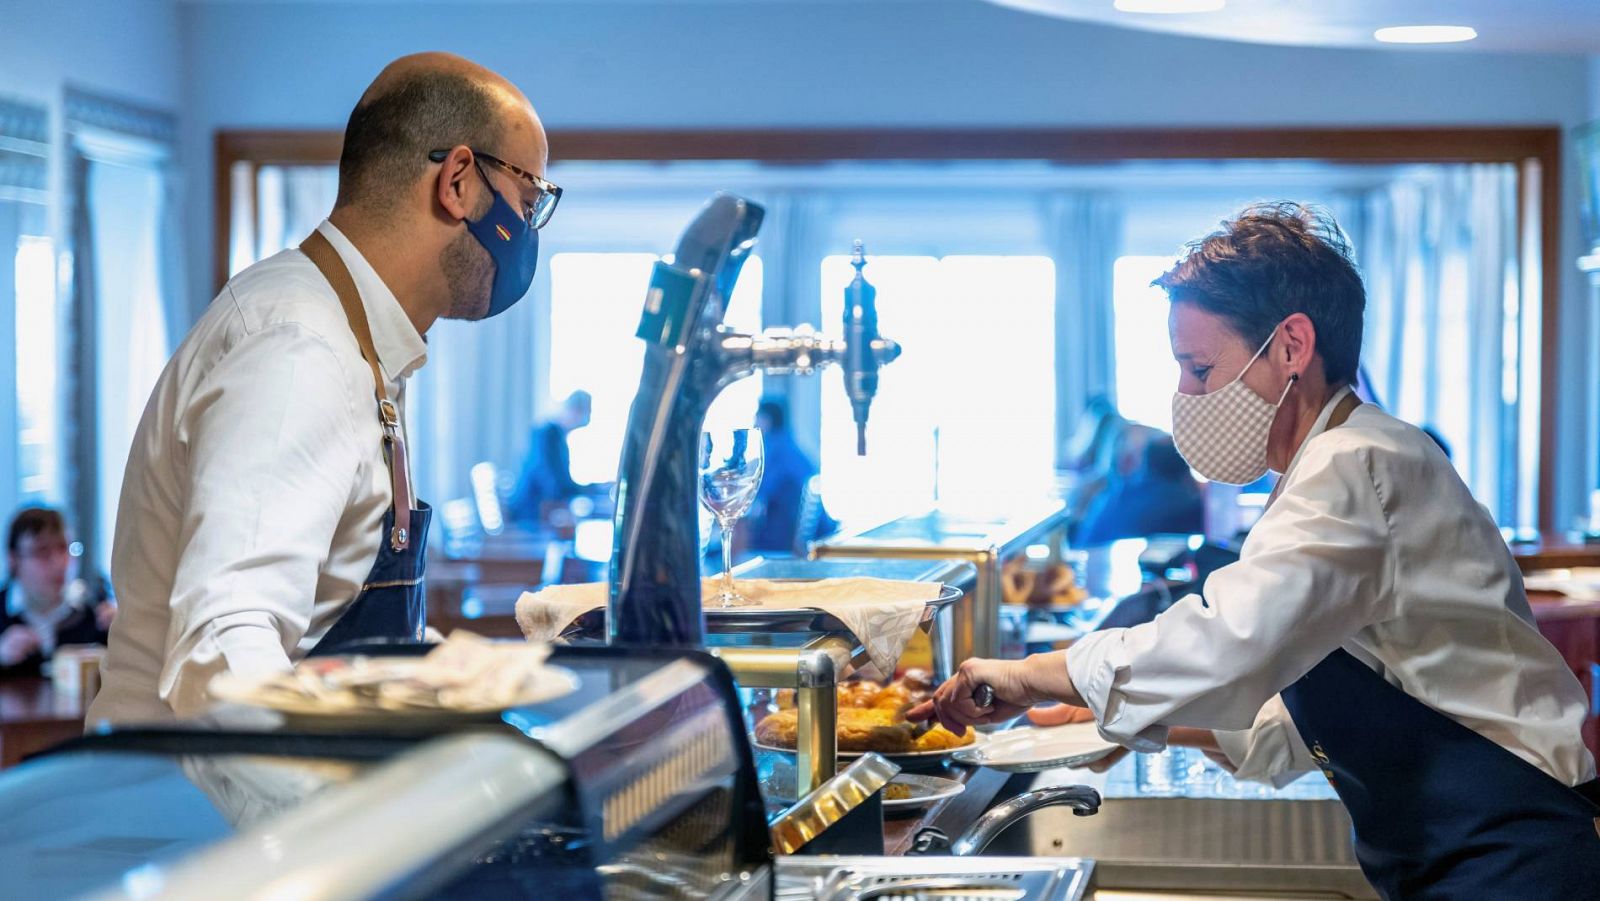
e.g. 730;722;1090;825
1275;394;1600;899
299;230;430;656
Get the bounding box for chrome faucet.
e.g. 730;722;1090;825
608;194;902;647
910;785;1102;856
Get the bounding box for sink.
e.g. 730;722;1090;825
982;794;1374;899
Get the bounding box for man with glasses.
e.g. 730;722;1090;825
1;507;114;677
91;52;559;724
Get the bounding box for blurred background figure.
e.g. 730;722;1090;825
1;507;114;677
1061;396;1127;531
1077;430;1204;546
742;398;837;556
1060;395;1123;474
508;391;600;529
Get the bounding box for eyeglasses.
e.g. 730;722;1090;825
428;148;562;230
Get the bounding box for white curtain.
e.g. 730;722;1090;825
1357;164;1520;523
1045;192;1121;465
254;165;338;263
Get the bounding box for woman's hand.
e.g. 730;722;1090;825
907;652;1082;734
1026;704;1096;726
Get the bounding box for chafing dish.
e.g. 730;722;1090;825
811;502;1071;663
561;579;964;800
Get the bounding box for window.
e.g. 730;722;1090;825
83;146;175;560
818;254;1055;527
548;253;763;485
2;97;52;522
15;235;58;500
1111;255;1181;432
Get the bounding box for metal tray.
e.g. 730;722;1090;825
562;582;962;638
773;855;1095;901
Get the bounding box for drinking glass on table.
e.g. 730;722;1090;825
699;429;765;608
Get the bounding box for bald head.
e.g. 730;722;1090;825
334;52;543;216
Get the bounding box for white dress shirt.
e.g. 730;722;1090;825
1067;388;1597;788
89;221;426;726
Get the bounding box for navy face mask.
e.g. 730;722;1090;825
464;162;539;319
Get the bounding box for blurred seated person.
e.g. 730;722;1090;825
1061;395;1122;474
743;399;837;555
1;507;114;677
1077;433;1204;546
1067;419;1157;542
508;391;603;528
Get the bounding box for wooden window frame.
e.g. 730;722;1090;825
215;126;1563;528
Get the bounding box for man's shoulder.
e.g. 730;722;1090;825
214;249;354;348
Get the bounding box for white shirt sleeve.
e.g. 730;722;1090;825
1212;694;1319;787
158;318;364;718
1066;440;1397;751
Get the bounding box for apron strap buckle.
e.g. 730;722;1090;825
378;399;400;433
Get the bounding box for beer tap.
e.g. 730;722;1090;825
608;195;901;647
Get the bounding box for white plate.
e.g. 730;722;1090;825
210;662;580;722
883;774;965;812
752;731;985;762
951;722;1118;773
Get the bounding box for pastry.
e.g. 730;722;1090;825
838;680;884;708
913;723;975;751
755;707;916;753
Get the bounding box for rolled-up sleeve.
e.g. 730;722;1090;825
158;319;363;718
1212;694;1318;786
1066;442;1396;751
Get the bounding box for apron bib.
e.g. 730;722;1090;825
1273;393;1600;899
299;230;429;656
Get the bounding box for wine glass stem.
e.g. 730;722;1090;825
719;520;736;595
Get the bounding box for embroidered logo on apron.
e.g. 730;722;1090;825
1311;741;1336;784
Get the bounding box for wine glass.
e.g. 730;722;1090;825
699;428;765;608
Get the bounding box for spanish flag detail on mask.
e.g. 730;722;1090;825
494;224;512;241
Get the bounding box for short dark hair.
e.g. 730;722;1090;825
335;70;505;212
1154;203;1366;385
7;506;64;555
757;399;787;432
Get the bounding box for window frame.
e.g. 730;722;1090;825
215;126;1563;530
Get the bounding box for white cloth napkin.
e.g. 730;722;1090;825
515;577;942;678
1522;567;1600;602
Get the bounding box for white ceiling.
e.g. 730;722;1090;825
172;0;1600;54
985;0;1600;54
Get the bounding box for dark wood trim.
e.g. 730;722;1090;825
1538;134;1563;534
212;131;345;291
548;126;1563;165
213;125;1567;529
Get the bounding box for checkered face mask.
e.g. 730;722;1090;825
1170;326;1296;485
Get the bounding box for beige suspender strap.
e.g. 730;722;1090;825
1265;389;1364;509
1324;390;1363;433
300;230;414;552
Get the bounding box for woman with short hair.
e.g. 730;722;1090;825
913;203;1599;899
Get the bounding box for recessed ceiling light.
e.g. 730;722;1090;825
1113;0;1226;13
1374;25;1478;44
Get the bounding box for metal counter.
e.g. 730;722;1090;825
810;501;1070;662
988;749;1375;899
